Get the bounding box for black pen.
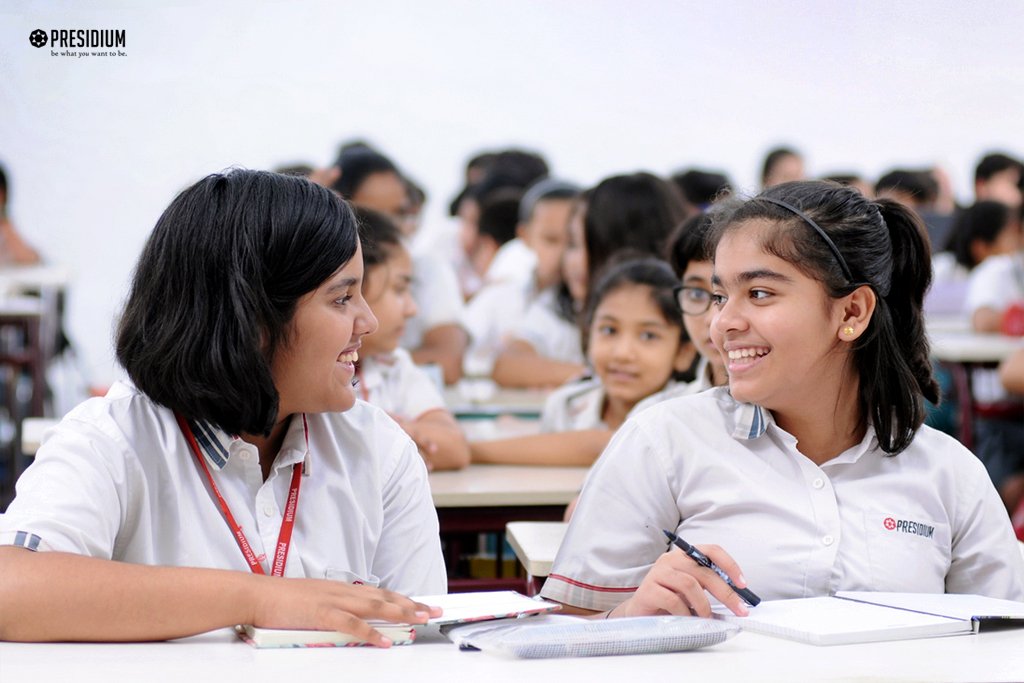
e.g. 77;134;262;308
662;529;761;607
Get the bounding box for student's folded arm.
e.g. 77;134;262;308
0;547;436;643
491;340;586;389
409;324;468;385
469;429;612;466
407;409;471;471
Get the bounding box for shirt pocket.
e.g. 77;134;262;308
325;567;381;587
863;510;951;592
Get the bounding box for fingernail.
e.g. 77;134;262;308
737;604;749;616
737;574;747;587
414;610;430;620
380;637;393;647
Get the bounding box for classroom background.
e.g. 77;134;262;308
1;0;1022;398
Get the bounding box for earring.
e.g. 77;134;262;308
843;326;855;336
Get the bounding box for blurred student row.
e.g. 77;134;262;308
2;146;1023;522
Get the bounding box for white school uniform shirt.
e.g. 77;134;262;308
357;348;447;420
540;376;695;432
540;387;1024;611
401;245;467;350
463;278;544;376
510;288;585;365
963;253;1024;402
484;238;536;287
0;381;447;596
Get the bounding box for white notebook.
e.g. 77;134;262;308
713;592;1024;646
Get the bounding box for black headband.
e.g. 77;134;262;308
757;196;864;287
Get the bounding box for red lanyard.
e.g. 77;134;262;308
175;412;305;577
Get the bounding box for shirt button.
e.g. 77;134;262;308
238;451;250;461
263;505;275;517
812;478;824;489
822;535;835;546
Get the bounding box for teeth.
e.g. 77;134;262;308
728;348;768;360
339;351;359;363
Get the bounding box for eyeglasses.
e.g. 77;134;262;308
674;285;714;315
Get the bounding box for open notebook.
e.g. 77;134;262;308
713;591;1024;646
237;590;560;648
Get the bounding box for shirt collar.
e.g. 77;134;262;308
188;415;312;476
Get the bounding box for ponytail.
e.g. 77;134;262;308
857;198;939;454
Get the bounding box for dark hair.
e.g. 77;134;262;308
477;188;523;246
710;180;938;455
0;163;7;198
584;172;687;289
354;205;404;271
944;201;1014;269
116;169;359;436
332;147;400;199
975;152;1024;184
665;212;715;278
669;169;732;209
761;147;801;186
582;256;687;378
875;169;936;205
448;151;499;216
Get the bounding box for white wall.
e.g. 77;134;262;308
2;0;1022;395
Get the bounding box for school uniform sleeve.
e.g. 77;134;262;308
945;443;1024;600
369;416;447;596
540;407;681;611
511;291;585;365
391;349;447;420
964;254;1021;314
0;405;131;557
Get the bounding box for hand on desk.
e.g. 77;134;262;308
251;575;442;647
613;544;750;619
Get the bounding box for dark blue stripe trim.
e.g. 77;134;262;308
12;531;41;551
191;420;227;468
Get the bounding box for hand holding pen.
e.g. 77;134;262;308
662;530;760;607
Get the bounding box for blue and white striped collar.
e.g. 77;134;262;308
722;392;772;441
185;416;311;475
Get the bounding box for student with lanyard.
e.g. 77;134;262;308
541;181;1024;618
0;170;445;643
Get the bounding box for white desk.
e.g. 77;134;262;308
1;625;1022;683
505;521;567;579
930;331;1022;363
445;381;550;418
429;465;586;508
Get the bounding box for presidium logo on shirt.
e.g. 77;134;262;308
883;516;935;538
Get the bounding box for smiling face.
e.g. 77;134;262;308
680;259;727;384
361;244;416;356
588;283;689;416
709;221;854;418
270;242;378;416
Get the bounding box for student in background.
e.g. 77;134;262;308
542;180;1024;618
933;201;1022;291
974;152;1023;210
492;172;687;388
669;168;732;220
0;170;445;643
462;179;580;378
460;188;523;292
471;257;692;466
354;207;470;472
664;212;729;390
333;144;468;385
962;214;1024;514
0;163;41;265
760;146;805;189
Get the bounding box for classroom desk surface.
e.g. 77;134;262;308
929;330;1022;363
2;624;1022;683
429;465;586;508
444;381;550;418
506;521;567;579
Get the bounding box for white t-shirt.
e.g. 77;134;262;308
510;288;584;365
401;245;467;350
541;388;1024;611
0;382;447;596
540;376;694;432
357;348;446;420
